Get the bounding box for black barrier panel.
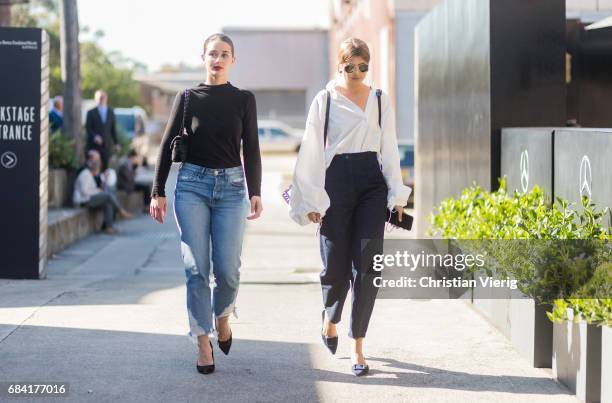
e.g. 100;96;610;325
501;128;556;197
415;0;566;236
567;21;612;128
0;28;48;279
554;128;612;222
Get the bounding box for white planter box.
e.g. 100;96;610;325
553;309;602;402
602;325;611;403
471;271;512;338
48;168;68;209
510;297;553;368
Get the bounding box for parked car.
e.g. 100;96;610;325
397;140;415;206
113;107;151;164
114;107;148;139
257;120;303;153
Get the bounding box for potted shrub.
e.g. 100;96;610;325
48;130;78;209
430;180;611;373
430;181;561;366
548;262;612;403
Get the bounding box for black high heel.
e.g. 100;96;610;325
321;310;338;355
196;341;215;375
218;332;232;355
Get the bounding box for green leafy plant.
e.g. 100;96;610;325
548;263;612;327
49;130;78;169
429;179;608;240
430;178;611;326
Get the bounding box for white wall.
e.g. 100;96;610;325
395;11;427;142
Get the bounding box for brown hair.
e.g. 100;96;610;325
203;33;235;56
337;37;370;66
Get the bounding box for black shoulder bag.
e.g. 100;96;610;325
170;89;191;162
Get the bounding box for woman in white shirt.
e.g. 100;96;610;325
289;38;411;376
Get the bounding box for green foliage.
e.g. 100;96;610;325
548;298;612;327
429;179;609;240
547;262;612;327
80;42;143;108
11;0;63;94
430;178;611;326
48;130;77;169
11;0;145;107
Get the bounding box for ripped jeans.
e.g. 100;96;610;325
173;162;250;340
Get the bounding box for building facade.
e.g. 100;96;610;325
329;0;612;142
329;0;441;142
221;28;329;128
136;28;329;131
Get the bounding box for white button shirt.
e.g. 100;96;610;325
289;80;412;225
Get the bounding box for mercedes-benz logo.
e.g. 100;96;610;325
0;151;17;169
579;155;592;199
520;150;529;193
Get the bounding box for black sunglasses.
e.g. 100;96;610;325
344;63;369;74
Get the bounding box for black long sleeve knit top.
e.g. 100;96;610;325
151;82;262;198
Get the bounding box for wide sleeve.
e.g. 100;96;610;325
379;92;412;209
289;91;330;226
151;91;183;198
241;90;262;199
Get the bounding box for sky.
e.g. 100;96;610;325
78;0;330;71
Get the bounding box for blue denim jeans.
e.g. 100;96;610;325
173;162;250;340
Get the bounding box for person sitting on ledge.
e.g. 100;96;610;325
73;149;132;234
117;149;151;211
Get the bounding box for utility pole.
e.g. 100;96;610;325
0;0;29;27
0;3;10;26
60;0;83;164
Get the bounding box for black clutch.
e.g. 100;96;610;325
170;89;191;163
387;208;414;231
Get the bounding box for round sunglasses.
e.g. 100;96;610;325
343;63;369;74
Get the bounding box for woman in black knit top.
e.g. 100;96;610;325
149;33;262;375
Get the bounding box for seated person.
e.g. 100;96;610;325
117;149;151;210
73;150;132;234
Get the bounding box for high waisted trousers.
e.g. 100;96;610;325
319;151;388;339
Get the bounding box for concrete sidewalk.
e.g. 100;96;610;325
0;157;579;402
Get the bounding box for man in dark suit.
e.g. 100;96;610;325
49;96;64;133
86;89;118;170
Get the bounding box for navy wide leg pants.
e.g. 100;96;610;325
319;151;388;339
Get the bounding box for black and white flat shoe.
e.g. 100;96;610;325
351;363;369;377
321;310;338;355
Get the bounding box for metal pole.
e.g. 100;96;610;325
0;4;11;26
0;0;30;27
